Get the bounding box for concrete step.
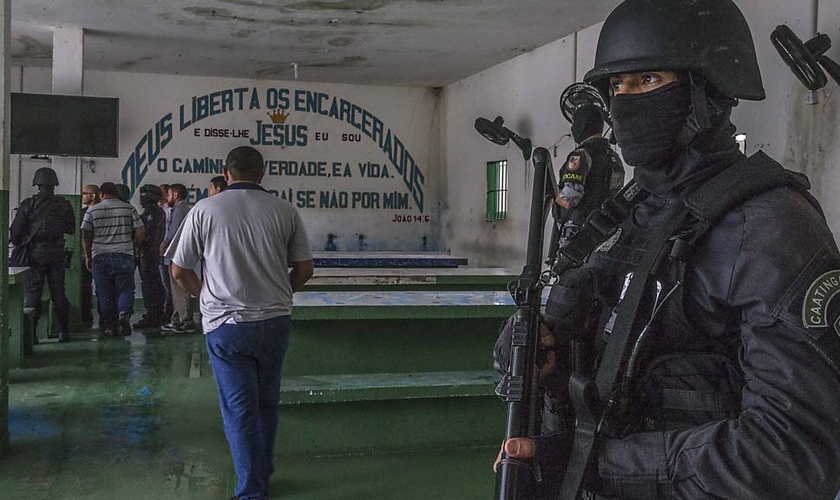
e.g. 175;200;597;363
276;371;504;457
281;370;498;404
284;317;505;376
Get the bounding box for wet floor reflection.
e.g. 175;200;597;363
3;330;233;500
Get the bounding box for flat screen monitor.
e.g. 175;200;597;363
11;93;119;157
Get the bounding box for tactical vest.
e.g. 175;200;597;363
21;195;74;246
590;152;838;433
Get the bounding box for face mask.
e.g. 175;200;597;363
140;194;154;207
610;81;692;170
571;105;604;144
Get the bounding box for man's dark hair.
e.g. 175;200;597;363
210;176;228;192
170;183;188;201
100;182;119;197
225;146;264;182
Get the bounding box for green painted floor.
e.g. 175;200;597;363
2;329;498;500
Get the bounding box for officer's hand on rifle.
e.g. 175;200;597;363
494;316;560;382
539;323;558;382
493;438;537;472
493;433;573;499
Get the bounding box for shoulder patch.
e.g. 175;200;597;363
566;153;582;172
802;270;840;334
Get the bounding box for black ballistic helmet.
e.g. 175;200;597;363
584;0;766;101
139;184;163;202
117;184;131;202
32;167;59;187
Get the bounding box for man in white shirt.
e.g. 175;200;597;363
166;145;314;500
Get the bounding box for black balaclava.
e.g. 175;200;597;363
35;184;55;199
571;105;605;144
140;194;155;208
610;77;742;195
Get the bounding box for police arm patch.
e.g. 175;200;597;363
803;270;840;331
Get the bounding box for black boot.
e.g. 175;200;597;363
119;313;132;337
32;315;40;345
57;312;70;342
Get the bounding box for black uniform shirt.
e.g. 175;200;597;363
586;181;840;499
141;204;166;252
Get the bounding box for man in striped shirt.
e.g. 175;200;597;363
81;182;145;337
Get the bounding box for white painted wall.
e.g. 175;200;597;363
11;69;442;253
442;0;840;267
9;0;840;266
440;35;580;267
811;0;840;237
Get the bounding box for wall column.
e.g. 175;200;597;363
51;28;83;332
0;0;13;455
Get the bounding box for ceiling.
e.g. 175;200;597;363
11;0;621;87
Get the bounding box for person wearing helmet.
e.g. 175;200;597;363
552;104;624;251
495;1;840;498
133;184;167;329
116;183;131;203
10;167;76;342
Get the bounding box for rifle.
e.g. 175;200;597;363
495;145;648;499
495;146;556;500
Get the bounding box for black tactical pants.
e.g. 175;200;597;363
25;257;70;334
139;248;165;321
81;264;94;324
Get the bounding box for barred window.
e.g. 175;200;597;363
486;160;508;221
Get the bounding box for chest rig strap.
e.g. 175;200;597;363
559;199;691;500
550;180;648;277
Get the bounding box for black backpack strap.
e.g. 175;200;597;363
683;151;789;225
684;151;823;230
667;151;822;265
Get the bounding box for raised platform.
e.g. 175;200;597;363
292;290;518;320
304;267;518;291
281;370;497;404
312;251;468;268
285;291;528;376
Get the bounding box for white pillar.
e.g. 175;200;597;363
0;0;11;454
51;27;83;194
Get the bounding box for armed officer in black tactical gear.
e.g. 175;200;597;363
495;1;840;499
10;167;76;342
553;104;624;250
134;184;167;329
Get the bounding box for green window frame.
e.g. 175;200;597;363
486;160;508;221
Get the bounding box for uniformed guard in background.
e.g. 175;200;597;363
10;167;76;342
553;103;624;250
134;184;167;329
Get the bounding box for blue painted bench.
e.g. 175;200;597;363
312;251;468;268
303;267;518;291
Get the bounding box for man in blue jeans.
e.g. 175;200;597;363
167;146;314;500
81;182;145;337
